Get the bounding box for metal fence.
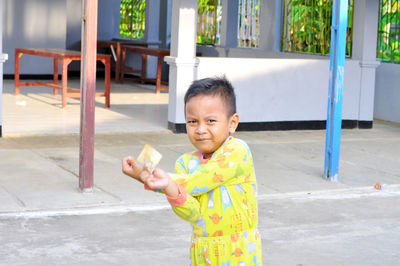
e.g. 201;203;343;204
377;0;400;64
282;0;353;56
197;0;222;45
120;0;146;39
237;0;260;48
197;0;260;48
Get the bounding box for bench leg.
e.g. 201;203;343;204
15;51;22;95
53;58;59;96
141;54;147;84
115;42;121;83
61;58;71;108
104;57;111;108
156;55;163;94
120;48;126;84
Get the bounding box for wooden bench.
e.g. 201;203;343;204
119;45;201;94
15;48;110;108
97;40;147;84
120;45;170;94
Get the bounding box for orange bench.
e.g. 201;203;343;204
15;48;111;108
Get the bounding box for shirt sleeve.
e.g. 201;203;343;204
170;139;250;196
164;183;201;222
170;193;201;223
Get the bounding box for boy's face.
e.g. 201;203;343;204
185;94;239;159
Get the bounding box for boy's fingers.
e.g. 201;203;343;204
146;178;154;188
122;157;133;166
153;168;165;176
140;171;152;183
145;179;156;190
124;157;143;171
122;157;131;172
153;168;169;179
128;158;138;167
143;163;152;173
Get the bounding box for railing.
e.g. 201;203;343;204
197;0;260;48
197;0;222;45
377;0;400;64
237;0;260;48
282;0;354;56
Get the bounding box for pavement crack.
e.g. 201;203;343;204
55;164;79;178
0;185;26;208
29;149;79;178
94;185;123;202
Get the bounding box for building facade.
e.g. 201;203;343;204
1;0;398;136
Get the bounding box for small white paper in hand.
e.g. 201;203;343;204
137;144;162;173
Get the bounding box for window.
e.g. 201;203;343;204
282;0;354;56
377;0;400;63
120;0;146;39
197;0;222;45
237;0;261;48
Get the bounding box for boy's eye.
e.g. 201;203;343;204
208;119;216;124
187;120;197;124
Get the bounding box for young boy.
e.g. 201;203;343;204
122;77;262;265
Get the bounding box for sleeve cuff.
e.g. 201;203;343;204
166;185;187;207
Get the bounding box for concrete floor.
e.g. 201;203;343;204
1;193;400;266
2;78;169;135
1;77;400;265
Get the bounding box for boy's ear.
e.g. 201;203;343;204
229;113;239;134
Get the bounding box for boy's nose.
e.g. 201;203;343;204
195;123;207;134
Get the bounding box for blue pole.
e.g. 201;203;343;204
324;0;349;181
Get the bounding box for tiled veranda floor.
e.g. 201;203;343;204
2;78;169;135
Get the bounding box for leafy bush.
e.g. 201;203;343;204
377;0;400;64
120;0;146;39
282;0;354;56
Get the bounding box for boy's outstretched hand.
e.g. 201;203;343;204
144;168;170;189
144;168;179;198
122;157;179;197
122;156;144;182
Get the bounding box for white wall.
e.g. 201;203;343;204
2;0;67;74
195;57;362;123
2;0;121;75
374;63;400;123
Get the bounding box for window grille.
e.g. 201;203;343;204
377;0;400;64
197;0;222;45
120;0;146;39
237;0;260;48
282;0;354;56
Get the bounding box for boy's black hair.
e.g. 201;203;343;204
184;76;237;116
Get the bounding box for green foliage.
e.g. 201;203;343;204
197;0;220;45
377;0;400;64
120;0;146;39
282;0;354;56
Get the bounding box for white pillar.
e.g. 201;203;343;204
352;0;380;127
0;0;8;137
165;0;199;132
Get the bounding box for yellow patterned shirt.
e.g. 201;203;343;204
168;136;262;265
